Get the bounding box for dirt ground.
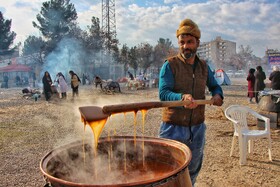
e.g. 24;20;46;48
0;78;279;187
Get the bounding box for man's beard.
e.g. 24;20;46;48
181;48;197;59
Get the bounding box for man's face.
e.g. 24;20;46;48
178;34;199;59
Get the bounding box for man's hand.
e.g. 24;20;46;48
211;94;223;106
182;94;198;109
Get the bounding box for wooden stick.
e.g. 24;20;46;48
102;99;213;115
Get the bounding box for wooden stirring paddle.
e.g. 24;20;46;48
79;99;213;122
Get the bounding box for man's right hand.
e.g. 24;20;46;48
182;94;198;109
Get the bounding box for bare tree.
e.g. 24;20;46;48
227;45;262;71
119;44;130;76
128;46;138;77
153;38;175;73
22;36;45;65
137;42;153;74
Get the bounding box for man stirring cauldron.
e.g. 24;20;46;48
158;18;224;186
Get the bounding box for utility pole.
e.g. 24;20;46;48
101;0;116;54
101;0;118;80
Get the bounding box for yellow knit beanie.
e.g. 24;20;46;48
176;18;201;39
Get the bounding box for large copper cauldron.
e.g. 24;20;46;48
40;136;192;187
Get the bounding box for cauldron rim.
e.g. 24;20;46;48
40;136;192;187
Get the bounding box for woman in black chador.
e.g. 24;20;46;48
254;66;266;103
42;71;53;101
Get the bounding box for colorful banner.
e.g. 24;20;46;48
268;53;280;65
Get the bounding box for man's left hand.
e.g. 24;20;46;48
211;94;223;106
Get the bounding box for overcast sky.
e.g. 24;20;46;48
0;0;279;57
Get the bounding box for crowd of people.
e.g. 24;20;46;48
41;70;136;101
247;65;280;104
41;70;81;101
1;73;35;89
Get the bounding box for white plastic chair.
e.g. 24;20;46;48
224;105;272;165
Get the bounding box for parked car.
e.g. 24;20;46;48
235;70;246;77
226;70;234;77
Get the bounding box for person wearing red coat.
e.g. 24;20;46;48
247;68;255;103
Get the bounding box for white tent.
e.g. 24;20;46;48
214;69;231;85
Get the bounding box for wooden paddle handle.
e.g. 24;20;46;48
102;99;213;114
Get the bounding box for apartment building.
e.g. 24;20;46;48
197;36;236;69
